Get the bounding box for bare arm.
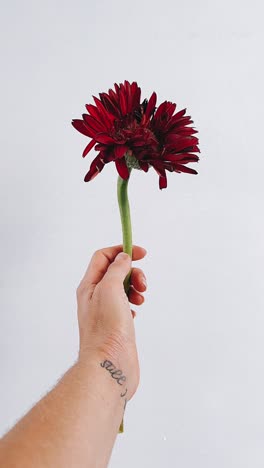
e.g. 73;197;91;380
0;359;125;468
0;245;147;468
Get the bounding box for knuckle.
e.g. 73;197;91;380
130;267;136;276
93;249;101;257
131;267;142;280
92;248;106;263
76;281;90;299
105;261;118;275
91;250;100;263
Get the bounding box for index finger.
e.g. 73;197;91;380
81;244;147;289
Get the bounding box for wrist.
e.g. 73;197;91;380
76;352;130;409
77;322;140;398
78;329;132;366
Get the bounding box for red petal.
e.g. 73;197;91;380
139;161;149;172
190;145;200;153
95;143;107;151
124;80;133;113
84;168;98;182
119;84;127;115
124;80;130;93
174;164;198;175
100;92;120;118
165;153;199;163
82;139;96;158
92;96;117;124
82;114;105;133
72;119;94;138
145;92;157;119
96;133;116;144
114;145;129;159
166;135;199;150
152;161;165;176
115;158;129;179
159;174;167;189
169;116;193;129
85;104;101;120
173;127;198;136
152;162;167;189
85;104;114;129
165;102;176;118
165;153;186;162
131;82;141;110
172;108;186;120
104;151;115;162
114;83;120;94
154;101;168;120
182;154;199;162
108;87;118;101
84;155;105;182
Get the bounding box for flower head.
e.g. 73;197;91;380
72;81;200;189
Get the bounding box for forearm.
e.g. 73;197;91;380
0;355;126;468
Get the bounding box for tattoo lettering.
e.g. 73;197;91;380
120;388;128;398
100;359;128;410
100;360;126;385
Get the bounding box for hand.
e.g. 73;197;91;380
76;245;147;400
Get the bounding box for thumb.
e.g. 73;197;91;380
104;252;131;285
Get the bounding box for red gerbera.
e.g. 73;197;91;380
72;80;199;189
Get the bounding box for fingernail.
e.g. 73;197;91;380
116;252;129;261
142;277;147;288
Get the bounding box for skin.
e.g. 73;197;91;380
0;245;147;468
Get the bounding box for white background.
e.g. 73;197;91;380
1;0;264;466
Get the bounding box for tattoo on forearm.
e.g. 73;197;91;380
120;388;127;398
100;360;126;385
100;359;128;410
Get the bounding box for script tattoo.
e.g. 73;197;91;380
100;360;126;385
100;359;128;410
120;388;128;397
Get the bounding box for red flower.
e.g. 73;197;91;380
72;81;200;189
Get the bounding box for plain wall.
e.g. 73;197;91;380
1;0;264;466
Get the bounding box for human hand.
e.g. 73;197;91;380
76;245;147;400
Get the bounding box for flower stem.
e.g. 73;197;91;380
117;170;132;434
117;170;132;293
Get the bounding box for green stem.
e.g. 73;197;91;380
117;170;132;294
117;171;132;434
